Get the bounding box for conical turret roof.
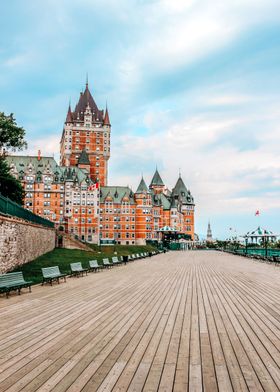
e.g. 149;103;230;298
150;169;164;187
136;177;149;194
104;106;111;125
172;176;188;196
65;104;73;123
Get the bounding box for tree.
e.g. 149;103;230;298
0;111;27;204
0;112;27;152
0;157;24;204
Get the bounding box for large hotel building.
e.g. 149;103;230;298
7;82;195;245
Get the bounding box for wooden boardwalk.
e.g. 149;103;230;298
0;251;280;391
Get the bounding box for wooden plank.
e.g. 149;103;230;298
0;251;279;392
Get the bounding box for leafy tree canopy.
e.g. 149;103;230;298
0;111;27;204
0;157;24;204
0;112;27;152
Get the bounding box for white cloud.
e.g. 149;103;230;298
110;97;280;219
26;135;60;159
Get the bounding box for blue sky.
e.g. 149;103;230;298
1;0;280;239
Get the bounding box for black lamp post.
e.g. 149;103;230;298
264;235;268;258
245;236;248;255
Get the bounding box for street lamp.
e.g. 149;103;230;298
245;236;248;255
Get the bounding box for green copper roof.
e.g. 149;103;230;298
100;186;135;204
6;155;92;185
78;149;90;165
159;193;171;210
135;177;149;194
150;169;164;187
171;176;194;205
149;188;171;210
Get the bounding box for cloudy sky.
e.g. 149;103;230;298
1;0;280;238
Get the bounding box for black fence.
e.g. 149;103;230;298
0;193;54;229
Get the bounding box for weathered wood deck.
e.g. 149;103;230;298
0;251;279;391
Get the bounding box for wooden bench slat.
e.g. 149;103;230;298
41;266;66;285
0;272;33;298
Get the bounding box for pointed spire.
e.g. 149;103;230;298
86;72;88;89
172;175;188;196
66;102;73;123
207;221;213;241
136;177;149;194
150;169;164;187
104;103;110;126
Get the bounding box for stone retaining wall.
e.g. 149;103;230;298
0;215;56;274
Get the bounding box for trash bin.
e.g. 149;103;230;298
149;252;152;257
123;255;128;265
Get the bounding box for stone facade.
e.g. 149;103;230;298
0;215;55;273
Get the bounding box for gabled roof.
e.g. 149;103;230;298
6;155;93;185
78;149;90;165
135;177;149;194
100;186;135;204
150;169;164;187
149;188;171;210
158;193;171;210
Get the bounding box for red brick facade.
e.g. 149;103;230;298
7;81;195;244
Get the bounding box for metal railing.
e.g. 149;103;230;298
0;193;54;228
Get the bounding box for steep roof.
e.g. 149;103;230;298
135;177;149;194
100;186;135;204
66;104;73;122
171;175;194;205
149;188;171;210
78;149;90;165
6;155;92;185
150;169;164;187
103;106;111;126
72;83;104;123
158;193;171;210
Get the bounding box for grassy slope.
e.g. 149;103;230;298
12;244;156;285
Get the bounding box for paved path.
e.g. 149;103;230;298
0;251;280;391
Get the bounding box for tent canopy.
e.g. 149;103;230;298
157;225;177;232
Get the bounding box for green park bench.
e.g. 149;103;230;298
0;272;33;298
112;256;122;265
103;258;113;268
89;260;103;272
70;262;88;277
42;266;67;285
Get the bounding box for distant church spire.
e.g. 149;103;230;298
207;221;213;242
